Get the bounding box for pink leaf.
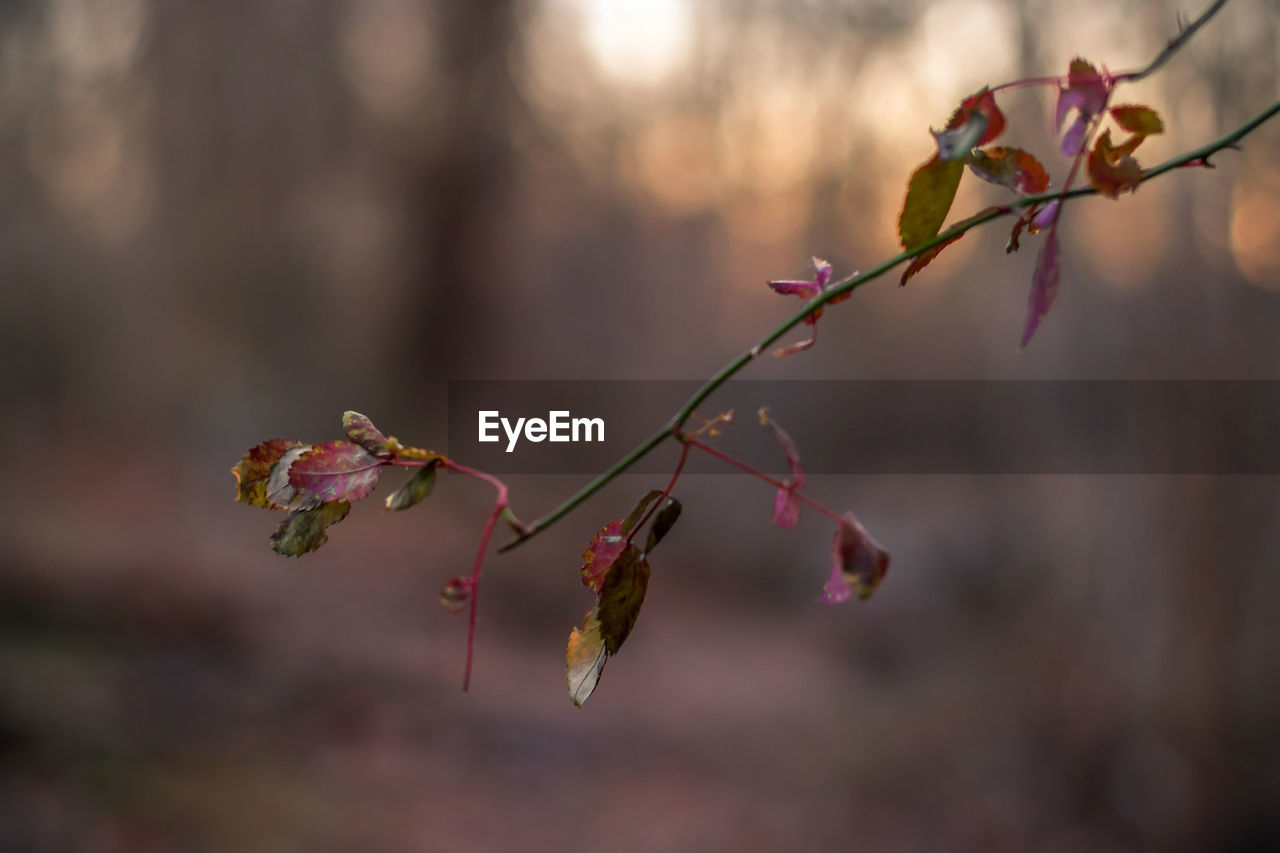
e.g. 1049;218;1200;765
287;440;385;507
773;488;801;529
759;408;805;528
1021;227;1061;348
580;520;627;592
822;512;890;603
1055;58;1110;155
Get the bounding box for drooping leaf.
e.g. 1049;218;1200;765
644;498;682;554
1021;227;1061;347
759;407;804;528
901;231;966;285
931;88;1005;161
1086;129;1144;199
1109;104;1163;137
901;207;999;284
898;155;965;250
439;576;474;614
384;460;439;511
621;490;663;537
580;520;627;591
596;546;650;655
287;440;384;508
232;439;308;508
773;489;801;529
342;411;392;459
773;335;816;358
966;147;1050;195
1055;58;1110;155
821;511;890;603
270;501;351;557
566;611;607;708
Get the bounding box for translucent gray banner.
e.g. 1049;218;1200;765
445;381;1280;475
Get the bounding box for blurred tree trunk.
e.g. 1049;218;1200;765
400;0;524;378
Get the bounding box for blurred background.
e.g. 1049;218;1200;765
2;0;1279;849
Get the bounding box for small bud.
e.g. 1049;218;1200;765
440;577;475;614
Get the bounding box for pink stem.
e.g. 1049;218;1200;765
991;75;1066;93
627;442;691;546
461;500;503;692
685;437;843;525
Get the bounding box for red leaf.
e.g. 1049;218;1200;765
580;520;627;591
1086;129;1144;199
342;411;392;459
821;512;890;603
898;154;965;250
1021;227;1061;347
966;147;1050;195
231;438;308;509
900;232;965;286
900;207;999;285
932;87;1005;160
287;440;385;508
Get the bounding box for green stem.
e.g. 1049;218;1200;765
498;99;1280;553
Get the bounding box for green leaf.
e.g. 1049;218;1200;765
898;155;965;251
270;501;351;557
621;490;663;536
644;498;682;554
596;545;650;655
342;411;393;458
231;439;307;508
1109;105;1164;137
384;461;439;511
566;610;607;708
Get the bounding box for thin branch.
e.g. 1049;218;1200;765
498;97;1280;553
1112;0;1231;83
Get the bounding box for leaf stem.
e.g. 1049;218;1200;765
462;499;503;692
684;437;844;525
626;442;691;546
